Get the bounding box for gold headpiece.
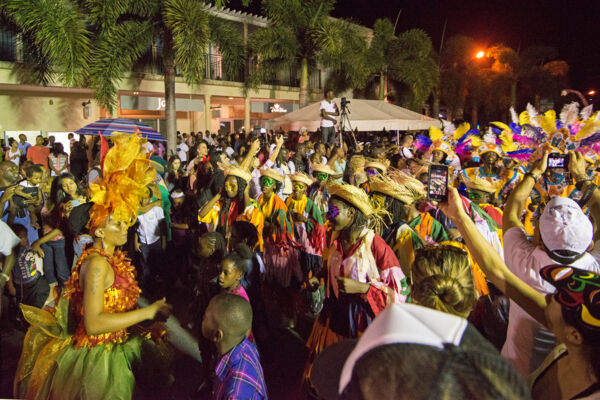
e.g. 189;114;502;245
88;133;157;233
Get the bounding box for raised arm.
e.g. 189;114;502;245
82;256;167;335
268;135;284;164
503;150;548;231
239;139;261;172
441;187;548;325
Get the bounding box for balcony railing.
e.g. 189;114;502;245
0;32;321;89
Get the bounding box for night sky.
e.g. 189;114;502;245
229;0;600;95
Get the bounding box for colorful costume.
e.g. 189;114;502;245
408;212;449;244
460;166;522;201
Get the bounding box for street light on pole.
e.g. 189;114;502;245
475;50;485;59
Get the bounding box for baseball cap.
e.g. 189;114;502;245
540;197;593;263
540;265;600;345
310;303;529;400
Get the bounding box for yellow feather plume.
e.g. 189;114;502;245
536;110;557;134
519;111;530;126
491;121;510;132
499;131;517;152
453;122;470;140
429;126;444;142
576;111;600;140
470;136;482;148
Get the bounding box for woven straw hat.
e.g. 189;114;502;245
370;172;426;205
260;168;284;182
225;166;252;182
364;160;388;173
328;181;375;216
290;172;314;187
461;175;497;194
312;163;336;175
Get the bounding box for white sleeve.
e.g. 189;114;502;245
0;220;20;257
155;207;165;221
319;100;326;110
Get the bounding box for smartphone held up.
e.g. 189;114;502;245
428;164;449;202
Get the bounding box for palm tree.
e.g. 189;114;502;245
366;18;438;110
2;0;244;153
248;0;369;107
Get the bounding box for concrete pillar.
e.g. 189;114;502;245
245;96;251;133
205;94;211;133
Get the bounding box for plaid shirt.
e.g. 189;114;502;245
213;337;267;400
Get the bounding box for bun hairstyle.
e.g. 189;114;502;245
224;243;253;274
411;245;478;319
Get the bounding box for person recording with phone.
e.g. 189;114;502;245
320;89;339;147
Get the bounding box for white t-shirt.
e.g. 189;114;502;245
136;206;165;245
144;142;154;154
501;227;600;376
177;142;189;162
320;100;337;128
0;220;20;256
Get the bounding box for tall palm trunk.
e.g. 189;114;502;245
379;70;386;100
163;31;177;155
299;58;309;108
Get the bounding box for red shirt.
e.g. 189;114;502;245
27;145;50;169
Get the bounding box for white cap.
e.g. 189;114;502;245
260;128;267;134
540;196;593;255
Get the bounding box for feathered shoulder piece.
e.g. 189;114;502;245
88;133;157;234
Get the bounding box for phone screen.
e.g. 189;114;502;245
548;154;566;169
428;165;449;201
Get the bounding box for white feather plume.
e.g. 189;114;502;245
526;103;539;126
483;130;497;144
510;107;519;124
560;102;580;126
442;120;456;137
580;104;594;121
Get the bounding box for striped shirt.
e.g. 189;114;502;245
213;337;267;400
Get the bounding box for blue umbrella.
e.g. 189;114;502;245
75;118;166;141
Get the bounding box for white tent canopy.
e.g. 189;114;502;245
266;98;441;131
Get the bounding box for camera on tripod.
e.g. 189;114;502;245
341;97;350;108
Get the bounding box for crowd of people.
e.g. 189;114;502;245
1;95;600;400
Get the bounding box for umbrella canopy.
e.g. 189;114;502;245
266;98;441;132
75;118;166;141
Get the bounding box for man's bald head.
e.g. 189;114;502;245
206;293;252;338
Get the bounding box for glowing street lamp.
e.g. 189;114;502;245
475;50;485;59
589;90;596;96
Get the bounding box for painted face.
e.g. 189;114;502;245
365;168;378;177
292;181;307;198
316;172;329;182
97;216;129;247
224;176;239;199
329;198;354;231
481;151;499;165
61;177;78;198
218;259;243;291
279;149;290;161
260;176;275;196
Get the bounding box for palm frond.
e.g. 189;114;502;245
163;0;210;84
209;16;245;81
4;0;90;86
89;20;154;110
11;31;54;86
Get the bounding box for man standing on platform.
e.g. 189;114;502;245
320;89;338;147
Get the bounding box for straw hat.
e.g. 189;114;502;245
364;160;388;173
290;172;314;187
225;166;252;182
260;168;284;182
461;175;497;194
370;172;426;205
328;182;375;217
312;163;336;175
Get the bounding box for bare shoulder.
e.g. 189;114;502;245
80;253;114;290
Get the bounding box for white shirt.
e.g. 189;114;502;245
320;100;337;128
177;142;189;162
400;147;413;159
0;220;20;256
136;206;165;245
144;142;154;154
501;227;600;376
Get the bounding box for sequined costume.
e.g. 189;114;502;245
14;248;146;400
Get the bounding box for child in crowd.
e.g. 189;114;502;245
8;165;44;228
7;223;50;309
218;244;253;303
